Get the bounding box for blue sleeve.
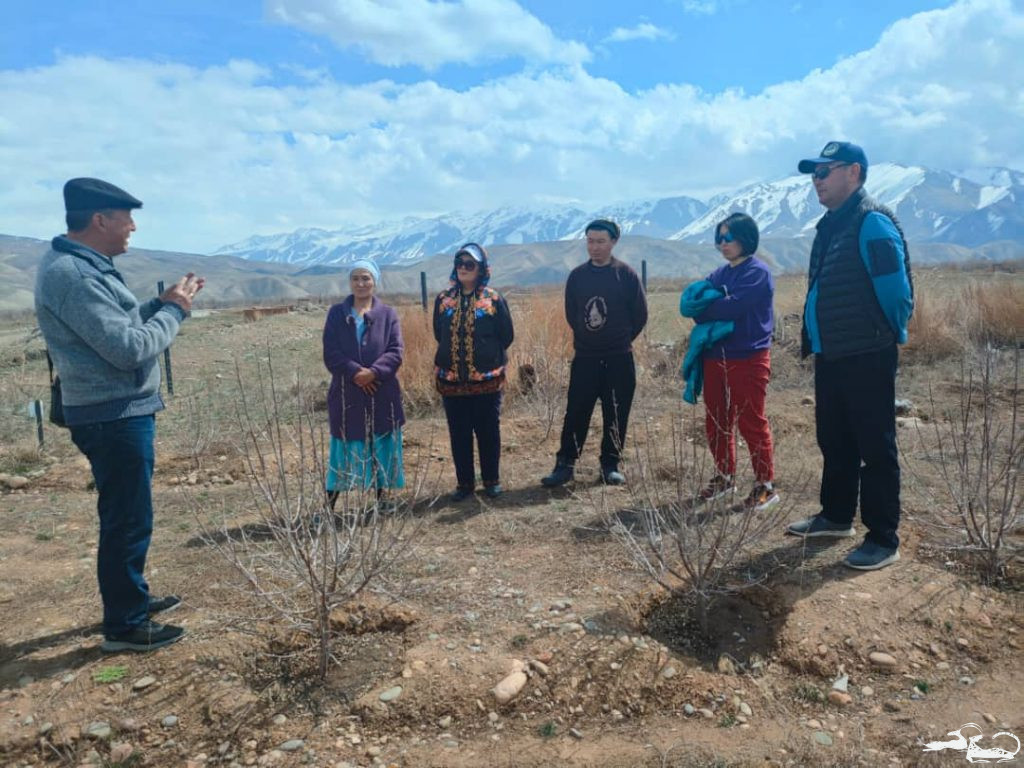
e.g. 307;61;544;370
695;264;772;323
859;212;913;343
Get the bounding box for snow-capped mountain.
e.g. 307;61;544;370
216;164;1024;266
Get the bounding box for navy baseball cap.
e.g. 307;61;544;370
63;178;143;212
798;142;868;174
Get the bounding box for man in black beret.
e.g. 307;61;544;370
35;177;205;651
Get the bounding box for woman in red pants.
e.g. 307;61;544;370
693;213;778;510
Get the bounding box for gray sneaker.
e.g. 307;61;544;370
786;514;855;538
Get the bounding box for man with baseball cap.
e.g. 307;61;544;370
35;178;205;650
785;143;914;570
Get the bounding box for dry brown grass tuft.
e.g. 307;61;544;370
965;281;1024;347
904;289;963;364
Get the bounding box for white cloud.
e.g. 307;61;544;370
680;1;721;15
1;0;1021;252
605;23;676;43
265;0;590;69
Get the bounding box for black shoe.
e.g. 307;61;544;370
450;487;475;502
601;468;625;485
102;620;185;653
148;595;181;616
541;462;574;488
484;483;503;498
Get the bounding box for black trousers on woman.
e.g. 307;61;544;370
557;352;636;471
442;392;503;489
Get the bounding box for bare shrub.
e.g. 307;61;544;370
505;291;572;440
924;346;1023;584
609;401;796;636
190;354;423;678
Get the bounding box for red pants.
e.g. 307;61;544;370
702;349;774;483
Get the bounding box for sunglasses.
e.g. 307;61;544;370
714;230;736;245
455;259;478;270
811;162;851;181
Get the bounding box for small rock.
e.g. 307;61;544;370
3;475;29;489
569;728;583;740
660;665;677;680
813;731;834;746
935;661;951;670
683;704;696;716
959;675;975;686
738;702;752;717
379;686;403;702
832;673;849;692
816;644;828;656
860;685;874;698
279;739;304;752
437;716;452;729
928;642;941;656
869;652;898;671
87;722;112;740
806;719;822;729
271;714;287;725
697;708;714;719
883;700;902;712
530;660;549;677
956;637;970;649
983;713;997;724
801;396;814;406
487;711;499;723
110;743;134;762
828;691;852;707
162;716;179;728
717;655;737;675
38;721;54;736
132;676;156;691
492;670;528;704
365;746;382;757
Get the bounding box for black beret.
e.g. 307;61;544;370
63;178;143;212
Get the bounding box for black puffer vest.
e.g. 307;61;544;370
801;189;912;360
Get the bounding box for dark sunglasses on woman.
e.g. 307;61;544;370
455;259;478;270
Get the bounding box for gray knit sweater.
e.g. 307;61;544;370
34;236;186;425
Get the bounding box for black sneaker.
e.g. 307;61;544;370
101;620;185;653
450;486;475;502
483;483;503;498
541;462;574;488
148;595;181;616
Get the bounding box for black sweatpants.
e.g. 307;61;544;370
557;352;636;470
814;344;901;549
442;392;503;489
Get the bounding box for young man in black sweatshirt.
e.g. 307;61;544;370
541;219;648;487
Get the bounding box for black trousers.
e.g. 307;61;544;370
557;353;636;470
814;344;901;549
443;392;503;489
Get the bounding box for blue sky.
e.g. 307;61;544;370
1;0;1022;251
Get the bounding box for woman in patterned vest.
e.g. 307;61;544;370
433;243;515;501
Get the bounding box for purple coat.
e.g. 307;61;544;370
323;296;405;441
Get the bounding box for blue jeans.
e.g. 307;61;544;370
70;415;156;635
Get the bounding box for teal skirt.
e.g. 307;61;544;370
326;429;405;491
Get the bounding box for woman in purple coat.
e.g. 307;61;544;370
322;260;405;504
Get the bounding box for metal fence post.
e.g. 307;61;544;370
158;280;174;395
420;271;428;310
641;260;648;292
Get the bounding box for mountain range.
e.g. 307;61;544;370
2;163;1022;313
216;163;1024;267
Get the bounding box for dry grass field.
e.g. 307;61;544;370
0;264;1022;768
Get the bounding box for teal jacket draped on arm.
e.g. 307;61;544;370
679;280;734;405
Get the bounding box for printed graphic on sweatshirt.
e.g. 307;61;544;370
584;296;608;332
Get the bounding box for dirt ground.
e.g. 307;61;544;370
1;273;1022;768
